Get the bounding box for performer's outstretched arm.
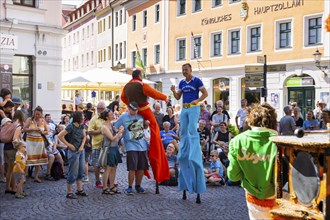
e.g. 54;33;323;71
142;84;167;101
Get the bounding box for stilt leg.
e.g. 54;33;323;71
182;190;187;200
196;193;201;204
155;182;159;194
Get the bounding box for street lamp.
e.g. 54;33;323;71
313;49;328;76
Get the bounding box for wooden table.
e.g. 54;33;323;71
269;134;330;220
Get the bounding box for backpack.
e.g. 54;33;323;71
0;122;19;143
51;161;63;181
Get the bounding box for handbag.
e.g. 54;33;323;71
0;122;18;143
98;145;109;168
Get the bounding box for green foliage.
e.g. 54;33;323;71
227;124;239;137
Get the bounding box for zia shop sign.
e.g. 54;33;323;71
0;33;18;50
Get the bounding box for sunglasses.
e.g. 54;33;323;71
210;155;215;157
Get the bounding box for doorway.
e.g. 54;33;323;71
288;87;315;119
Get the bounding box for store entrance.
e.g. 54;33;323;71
288;87;315;120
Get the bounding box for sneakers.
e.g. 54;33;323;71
135;186;145;194
95;180;103;188
83;177;89;182
124;187;134;195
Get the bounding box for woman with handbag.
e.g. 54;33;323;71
58;111;87;199
23;106;48;183
2;110;25;194
100;109;124;195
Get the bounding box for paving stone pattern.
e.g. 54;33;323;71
0;158;249;220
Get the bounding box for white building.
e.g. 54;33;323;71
0;0;65;121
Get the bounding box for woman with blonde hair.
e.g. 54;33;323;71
227;102;278;219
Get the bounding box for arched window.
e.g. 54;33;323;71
241;78;261;105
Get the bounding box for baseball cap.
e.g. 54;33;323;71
12;97;22;105
128;101;139;111
1;118;12;127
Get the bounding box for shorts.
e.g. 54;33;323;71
91;149;101;167
107;147;122;167
46;147;59;157
206;169;221;179
4;149;17;163
14;172;25;184
85;150;91;163
126;151;149;171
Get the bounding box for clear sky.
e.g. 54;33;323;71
62;0;84;6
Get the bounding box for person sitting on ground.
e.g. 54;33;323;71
303;110;319;130
212;122;231;153
204;150;225;186
160;143;179;186
160;121;179;153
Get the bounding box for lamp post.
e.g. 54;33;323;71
313;49;328;76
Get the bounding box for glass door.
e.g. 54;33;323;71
288;87;315;119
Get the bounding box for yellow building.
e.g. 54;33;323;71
124;0;329;119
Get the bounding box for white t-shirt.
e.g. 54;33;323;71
236;108;248;128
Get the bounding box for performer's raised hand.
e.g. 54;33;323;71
170;85;176;92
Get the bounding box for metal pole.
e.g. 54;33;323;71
263;55;267;102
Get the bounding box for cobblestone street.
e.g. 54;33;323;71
0;158;249;220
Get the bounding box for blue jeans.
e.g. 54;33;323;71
178;106;206;194
67;150;85;184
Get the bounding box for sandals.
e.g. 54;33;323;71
44;174;55;181
110;187;121;194
66;193;78;199
102;188;112;195
76;190;88;196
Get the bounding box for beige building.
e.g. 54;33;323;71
125;0;329;120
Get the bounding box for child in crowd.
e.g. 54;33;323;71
204;150;225;186
13;140;27;198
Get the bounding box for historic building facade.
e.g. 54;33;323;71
0;0;65;120
125;0;329;120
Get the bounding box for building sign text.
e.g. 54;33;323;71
201;14;232;26
254;0;304;15
0;33;18;50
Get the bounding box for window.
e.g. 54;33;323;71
132;15;136;31
103;19;105;32
116;12;119;27
98;50;101;63
103;49;106;61
191;36;201;59
142;48;148;66
68;59;71;71
132;51;136;68
241;78;261;105
64;38;66;48
68;36;71;46
12;0;35;7
124;41;126;58
119;43;123;60
230;0;241;3
91;23;94;35
250;27;261;52
230;30;240;54
213;78;230;111
91;51;94;64
212;0;221;7
120;10;123;25
212;33;222;56
143;10;147;28
98;21;102;34
193;0;201;12
87;26;90;38
279;22;291;48
108;16;111;29
178;0;186;15
124;10;126;23
73;33;76;44
155;4;160;23
177;39;186;60
155;44;160;64
81;54;84;67
77;31;79;43
82;28;85;40
108;46;111;60
115;44;118;61
308;17;322;45
87;53;89;66
63;60;66;71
